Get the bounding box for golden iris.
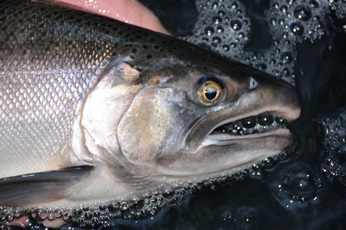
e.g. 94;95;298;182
197;80;222;105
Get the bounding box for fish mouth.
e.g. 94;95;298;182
201;111;295;146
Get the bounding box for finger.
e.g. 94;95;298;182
36;0;170;34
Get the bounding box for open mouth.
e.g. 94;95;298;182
211;112;288;136
200;112;291;146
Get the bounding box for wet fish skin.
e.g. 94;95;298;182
0;0;300;225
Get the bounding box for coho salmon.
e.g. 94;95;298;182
0;0;300;228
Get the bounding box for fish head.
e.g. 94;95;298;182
115;52;301;182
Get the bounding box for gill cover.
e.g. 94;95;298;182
117;86;191;164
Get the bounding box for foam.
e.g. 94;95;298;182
179;0;334;86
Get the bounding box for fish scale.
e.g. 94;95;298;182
0;1;106;177
0;69;90;176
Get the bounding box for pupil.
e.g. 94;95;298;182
205;87;217;100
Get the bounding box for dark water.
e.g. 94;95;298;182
105;0;344;229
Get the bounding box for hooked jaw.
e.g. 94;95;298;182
166;81;301;178
203;108;299;147
188;75;301;152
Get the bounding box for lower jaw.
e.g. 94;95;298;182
202;128;292;146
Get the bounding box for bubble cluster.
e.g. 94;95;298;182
221;206;256;224
212;113;287;136
0;188;192;228
266;0;330;42
317;107;346;186
247;143;298;179
178;0;335;85
329;0;346;22
272;164;322;211
180;0;251;56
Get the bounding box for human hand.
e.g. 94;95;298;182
39;0;169;34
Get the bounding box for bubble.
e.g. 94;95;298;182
238;32;245;38
261;156;279;170
290;22;304;35
221;206;256;224
282;32;289;38
222;44;230;51
120;203;129;211
218;10;225;16
230;2;238;10
53;210;62;218
273;164;322;211
270;18;277;26
309;0;319;8
212;2;218;9
63;213;72;221
212;16;222;25
283;68;291;77
275;117;287;125
258;114;274;126
212;36;222;44
280;5;288;14
242;117;257;129
276;19;284;27
204;26;215;36
230;19;242;31
286;0;295;5
99;205;106;212
108;202;120;213
281;52;293;64
255;63;267;70
294;6;312;21
74;209;82;217
84;212;93;220
216;26;224;33
281;170;321;202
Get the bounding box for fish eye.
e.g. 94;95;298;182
197;80;223;106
